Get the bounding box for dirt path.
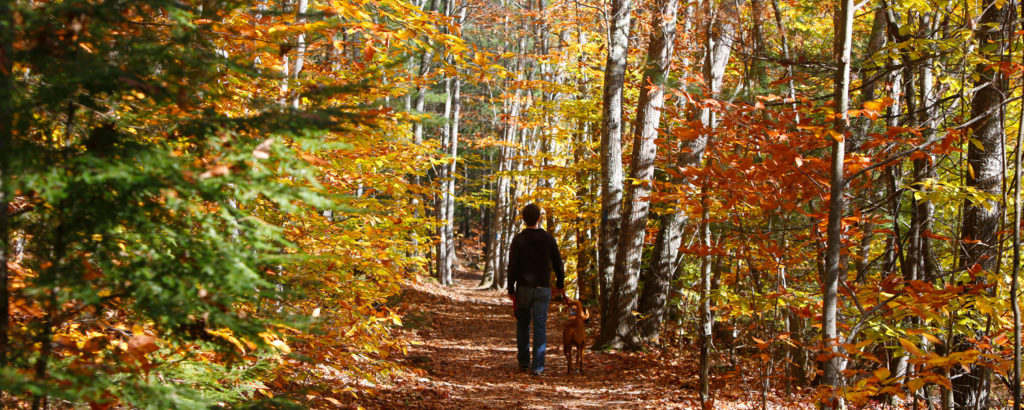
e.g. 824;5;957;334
344;269;812;409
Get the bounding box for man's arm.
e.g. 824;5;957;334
507;236;520;295
550;234;565;291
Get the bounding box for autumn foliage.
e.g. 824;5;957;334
0;0;442;407
4;0;1024;408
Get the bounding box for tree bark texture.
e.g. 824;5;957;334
0;0;11;365
769;0;796;114
291;0;308;108
437;1;464;286
697;183;713;409
1014;6;1024;408
953;0;1011;406
637;0;738;344
437;76;454;285
445;73;462;284
605;0;678;350
596;0;632;339
412;0;439;145
700;0;739;127
1012;24;1024;406
821;0;853;405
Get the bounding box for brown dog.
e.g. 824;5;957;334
562;298;589;375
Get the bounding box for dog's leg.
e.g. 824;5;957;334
565;345;572;376
577;345;583;374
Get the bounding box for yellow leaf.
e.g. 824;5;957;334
926;355;953;367
922;332;943;345
825;129;844;142
862;97;894;112
206;328;247;354
969;137;985;152
271;339;291;354
873;367;890;381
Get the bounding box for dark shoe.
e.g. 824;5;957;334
530;370;543;377
519;365;529;373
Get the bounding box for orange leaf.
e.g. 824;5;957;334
898;337;923;357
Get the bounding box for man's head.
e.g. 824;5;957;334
522;204;541;227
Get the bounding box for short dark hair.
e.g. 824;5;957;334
522;204;541;227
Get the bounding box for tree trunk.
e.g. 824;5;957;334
1012;21;1024;406
700;0;740;128
486;50;524;290
637;0;738;344
291;0;308;108
850;6;887;150
412;0;439;145
1013;6;1024;408
821;0;853;406
953;0;1010;406
486;142;511;289
595;0;632;333
574;124;597;303
748;0;766;87
604;0;678;350
769;0;796;114
0;0;11;365
437;74;453;285
638;210;686;343
697;182;713;409
437;0;463;286
445;72;462;284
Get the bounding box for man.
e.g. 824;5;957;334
507;203;565;376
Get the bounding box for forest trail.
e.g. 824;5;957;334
343;255;812;409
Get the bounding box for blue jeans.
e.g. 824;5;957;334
515;287;551;374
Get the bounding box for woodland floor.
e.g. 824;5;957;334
339;252;816;409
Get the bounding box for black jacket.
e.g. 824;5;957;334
507;228;565;294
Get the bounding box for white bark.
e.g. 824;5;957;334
595;0;632;346
821;0;854;405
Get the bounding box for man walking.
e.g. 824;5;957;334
507;203;565;376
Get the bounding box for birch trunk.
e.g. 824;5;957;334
605;0;678;349
1014;32;1024;409
638;0;738;344
412;0;439;144
445;73;462;284
595;0;632;329
1013;6;1024;408
486;27;525;290
821;0;853;405
770;0;796;113
436;0;461;286
291;0;307;108
952;0;1010;406
437;75;454;285
697;182;713;409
